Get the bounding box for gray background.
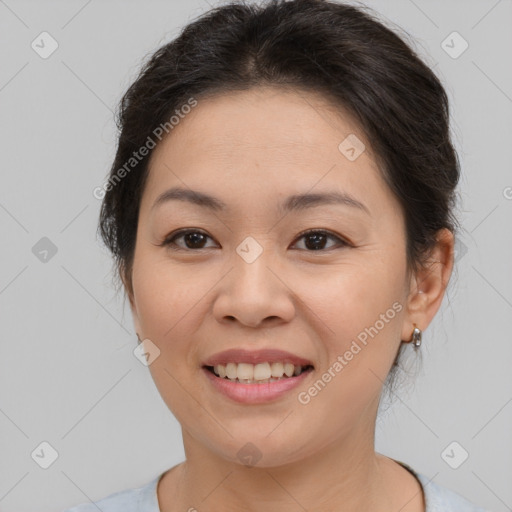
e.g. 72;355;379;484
0;0;511;511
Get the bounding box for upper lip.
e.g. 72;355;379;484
202;348;314;367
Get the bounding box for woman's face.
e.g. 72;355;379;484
128;86;423;467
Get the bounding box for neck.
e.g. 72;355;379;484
158;425;396;512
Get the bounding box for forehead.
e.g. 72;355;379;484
153;86;367;156
141;86;393;217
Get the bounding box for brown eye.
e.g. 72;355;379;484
162;229;217;250
292;230;349;251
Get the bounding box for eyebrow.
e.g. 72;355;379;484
151;186;370;215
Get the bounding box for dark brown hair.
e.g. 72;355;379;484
97;0;460;395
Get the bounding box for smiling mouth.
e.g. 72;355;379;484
203;363;314;384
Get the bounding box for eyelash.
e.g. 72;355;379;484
160;228;350;252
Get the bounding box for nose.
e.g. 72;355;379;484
212;248;296;328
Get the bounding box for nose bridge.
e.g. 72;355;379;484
235;234;267;266
212;234;295;326
232;234;276;292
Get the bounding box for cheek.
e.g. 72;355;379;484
133;255;207;332
301;254;405;374
302;259;403;330
132;261;209;420
131;265;203;378
291;267;405;430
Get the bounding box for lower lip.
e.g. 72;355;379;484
202;367;313;404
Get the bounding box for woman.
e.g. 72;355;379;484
63;0;491;510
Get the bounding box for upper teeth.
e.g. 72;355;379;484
213;362;307;381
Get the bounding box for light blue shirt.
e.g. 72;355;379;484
62;463;491;512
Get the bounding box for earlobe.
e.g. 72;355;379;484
127;291;143;338
401;228;455;341
130;300;143;343
120;267;142;340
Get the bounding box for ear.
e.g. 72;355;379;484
400;228;455;342
120;265;142;341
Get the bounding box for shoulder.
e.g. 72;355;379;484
415;472;491;512
61;474;161;512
